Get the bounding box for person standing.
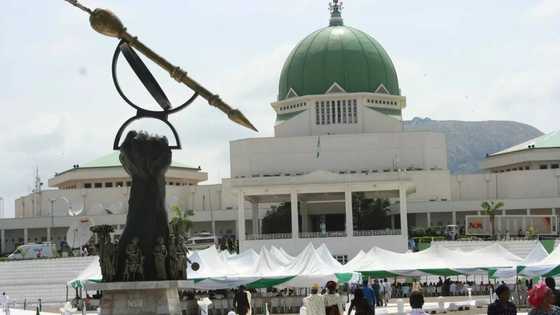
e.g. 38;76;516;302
324;281;345;315
487;284;517;315
362;280;376;312
372;280;382;307
528;283;560;315
1;292;9;312
545;277;560;307
383;279;392;307
233;286;251;315
409;291;428;315
303;284;326;315
348;289;374;315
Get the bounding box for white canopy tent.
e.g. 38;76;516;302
188;243;360;289
490;242;549;278
68;242;549;289
69;244;360;290
519;244;560;277
342;243;526;277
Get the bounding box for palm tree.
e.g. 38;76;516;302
170;206;194;235
481;200;504;239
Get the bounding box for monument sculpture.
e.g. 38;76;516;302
65;0;257;313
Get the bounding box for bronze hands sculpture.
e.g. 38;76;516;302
66;0;239;282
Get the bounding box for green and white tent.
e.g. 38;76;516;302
488;242;549;279
519;244;560;277
68;244;360;290
342;243;525;277
187;243;360;289
68;256;102;289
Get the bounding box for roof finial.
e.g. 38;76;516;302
329;0;344;26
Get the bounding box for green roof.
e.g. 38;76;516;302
80;152;196;169
492;130;560;156
278;24;400;101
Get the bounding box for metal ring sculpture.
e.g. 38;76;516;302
111;40;199;150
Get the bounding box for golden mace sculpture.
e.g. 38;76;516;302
64;0;258;133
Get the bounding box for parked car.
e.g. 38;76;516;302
8;242;58;259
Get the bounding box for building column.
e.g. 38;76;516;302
502;209;506;216
345;188;353;237
290;191;299;239
1;229;5;254
46;227;51;242
251;201;259;236
24;228;28;244
452;211;457;225
426;212;432;227
526;209;531;215
237;191;246;241
399;185;408;240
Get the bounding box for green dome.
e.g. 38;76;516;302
278;25;400;101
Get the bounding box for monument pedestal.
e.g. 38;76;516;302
89;280;194;315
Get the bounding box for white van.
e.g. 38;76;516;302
185;232;216;250
8;243;58;260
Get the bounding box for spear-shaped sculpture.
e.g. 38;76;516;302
64;0;258;133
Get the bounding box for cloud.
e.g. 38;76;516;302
531;0;560;18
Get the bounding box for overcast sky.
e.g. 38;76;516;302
0;0;559;217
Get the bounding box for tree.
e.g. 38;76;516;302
352;193;391;230
481;200;504;239
261;203;292;234
170;206;194;235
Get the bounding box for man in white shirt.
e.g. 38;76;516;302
324;281;345;315
383;279;392;307
303;284;326;315
1;292;10;315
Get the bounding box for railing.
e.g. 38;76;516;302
353;229;402;237
246;233;292;240
299;231;346;239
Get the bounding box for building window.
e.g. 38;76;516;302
552;164;559;169
337;100;341;123
331;101;336;123
540;164;549;170
105;182;113;188
315;102;320;125
94;183;102;188
84;183;92;189
320;101;325;125
347;100;352;123
342;100;347;123
116;182;124;187
525;166;530;170
333;255;348;264
126;181;132;187
353;100;358;123
326;101;331;124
